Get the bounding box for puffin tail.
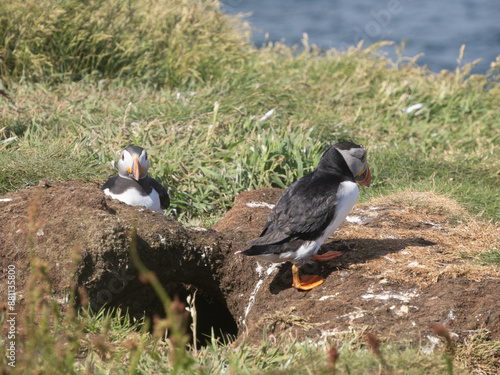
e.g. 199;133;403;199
240;245;267;257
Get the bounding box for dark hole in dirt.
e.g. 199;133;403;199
157;287;238;347
194;293;238;345
94;282;239;347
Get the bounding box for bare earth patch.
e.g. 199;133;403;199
213;188;500;347
1;183;499;360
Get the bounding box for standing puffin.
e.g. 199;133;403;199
240;141;371;290
102;146;170;213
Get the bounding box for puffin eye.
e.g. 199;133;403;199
121;154;125;161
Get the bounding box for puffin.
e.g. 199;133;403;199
102;146;170;213
240;141;371;290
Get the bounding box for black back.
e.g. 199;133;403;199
102;175;170;210
150;177;170;210
243;146;355;256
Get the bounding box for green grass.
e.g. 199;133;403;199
1;0;499;373
1;59;499;221
461;248;500;266
0;0;250;87
478;249;500;265
3;295;486;375
0;138;104;193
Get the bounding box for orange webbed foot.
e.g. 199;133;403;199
292;264;325;290
312;250;343;261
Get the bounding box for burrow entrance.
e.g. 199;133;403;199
83;281;239;347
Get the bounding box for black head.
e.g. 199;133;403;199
317;142;371;186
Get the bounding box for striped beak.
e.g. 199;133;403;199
133;156;141;180
127;156;141;181
356;164;371;187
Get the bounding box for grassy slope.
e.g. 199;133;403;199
1;0;499;373
1;48;499;221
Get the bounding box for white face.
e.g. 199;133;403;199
336;146;368;181
117;147;149;180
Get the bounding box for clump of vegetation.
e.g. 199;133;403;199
0;0;251;87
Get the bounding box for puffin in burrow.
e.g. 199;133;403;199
240;141;371;291
102;146;170;213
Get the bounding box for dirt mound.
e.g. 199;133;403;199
213;188;500;345
1;183;499;348
0;181;238;341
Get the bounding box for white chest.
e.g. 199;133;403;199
104;188;162;213
289;181;359;262
321;180;359;240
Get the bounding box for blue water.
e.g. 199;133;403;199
221;0;500;74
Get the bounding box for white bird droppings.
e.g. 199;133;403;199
448;308;456;320
421;335;441;355
246;201;275;209
345;215;363;224
158;234;167;245
361;290;419;303
255;263;265;277
339;310;368;321
243;262;279;326
319;293;340;301
397;305;409;316
243;279;263;324
266;263;279;276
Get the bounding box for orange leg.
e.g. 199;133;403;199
292;264;324;290
311;250;343;261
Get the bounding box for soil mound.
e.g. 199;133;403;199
1;183;498;346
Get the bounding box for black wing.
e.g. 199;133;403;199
149;177;170;210
247;172;342;246
101;176;118;191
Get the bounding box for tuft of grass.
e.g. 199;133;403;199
478;249;500;265
456;329;500;375
0;0;251;87
154;119;326;221
462;248;500;266
261;307;313;333
0;138;105;194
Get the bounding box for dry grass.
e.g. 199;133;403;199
367;191;468;219
337;190;500;288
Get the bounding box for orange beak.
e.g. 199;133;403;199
357;164;371;187
133;156;141;181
